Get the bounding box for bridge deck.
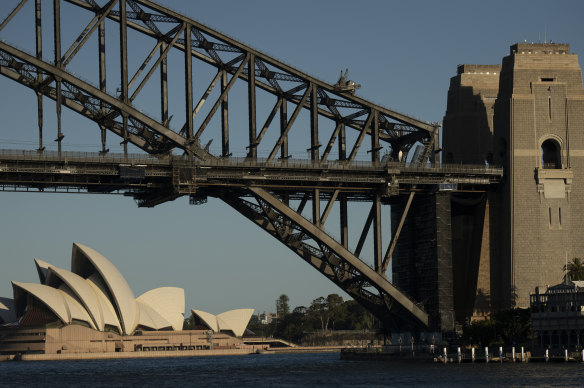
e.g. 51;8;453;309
0;149;502;197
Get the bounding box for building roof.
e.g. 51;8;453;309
1;243;187;336
45;265;105;331
86;274;122;332
71;243;139;335
192;309;219;332
0;297;15;324
12;281;70;324
137;287;185;331
137;300;174;330
34;258;50;284
58;287;96;329
217;309;255;337
191;308;254;337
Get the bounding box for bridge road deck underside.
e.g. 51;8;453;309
0;150;502;330
0;0;502;331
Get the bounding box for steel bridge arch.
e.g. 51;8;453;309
0;0;460;330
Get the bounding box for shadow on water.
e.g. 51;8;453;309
2;352;584;387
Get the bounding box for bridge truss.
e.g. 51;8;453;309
0;0;502;330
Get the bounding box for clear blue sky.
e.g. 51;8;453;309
0;0;583;316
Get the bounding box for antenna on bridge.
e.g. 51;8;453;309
334;69;361;94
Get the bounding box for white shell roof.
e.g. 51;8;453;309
12;281;70;324
217;309;254;337
58;288;96;329
191;309;219;332
191;308;254;337
8;243;188;335
137;300;173;330
137;287;185;331
71;243;138;335
86;274;122;333
34;258;50;284
45;265;105;331
0;297;16;323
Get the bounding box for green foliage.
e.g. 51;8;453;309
337;300;373;330
247;321;276;338
492;308;532;345
276;294;290;316
182;316;195;330
309;296;329;333
462;319;496;346
274;312;309;342
272;293;375;342
564;257;584;281
462;308;532;347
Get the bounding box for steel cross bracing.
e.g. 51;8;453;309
0;0;501;330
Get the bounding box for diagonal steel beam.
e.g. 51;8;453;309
221;193;421;328
221;194;335;276
128;40;162;90
61;0;119;67
354;203;375;259
382;192;415;274
320;122;342;162
0;0;28;32
319;189;339;226
255;98;283;146
64;0;435;153
347;112;374;163
0;42;206;158
179;70;221;137
267;85;310;162
63;0;419;148
130;22;185;102
248;187;428;327
296;192;309;215
194;54;249;140
0;62;148;151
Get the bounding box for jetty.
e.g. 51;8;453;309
341;345;584;364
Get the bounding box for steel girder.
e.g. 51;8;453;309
220;188;428;329
0;42;209;158
60;0;438;161
0;0;448;330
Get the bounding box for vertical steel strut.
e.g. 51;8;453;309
35;0;44;152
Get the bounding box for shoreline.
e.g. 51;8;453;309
0;345;343;362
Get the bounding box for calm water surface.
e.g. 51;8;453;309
1;352;583;387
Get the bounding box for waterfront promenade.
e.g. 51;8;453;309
0;345;344;362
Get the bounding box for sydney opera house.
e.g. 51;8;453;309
0;243;254;355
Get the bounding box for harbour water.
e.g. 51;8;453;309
2;352;583;387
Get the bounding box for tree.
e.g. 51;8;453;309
564;257;584;281
309;296;329;333
276;294;290;316
338;300;373;330
292;306;308;315
183;315;195;330
326;294;344;330
461;308;532;347
274;311;309;342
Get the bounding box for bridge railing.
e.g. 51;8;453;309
0;149;503;176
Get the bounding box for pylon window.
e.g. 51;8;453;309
541;139;561;169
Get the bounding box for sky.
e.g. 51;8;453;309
0;0;583;316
